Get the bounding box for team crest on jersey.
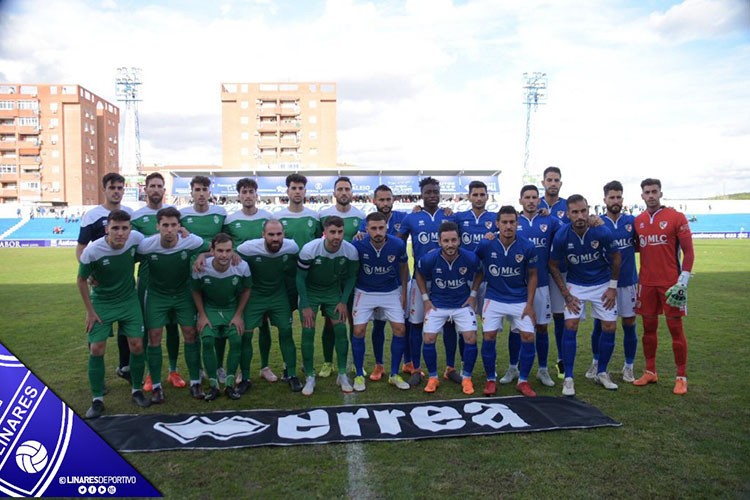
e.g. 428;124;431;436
186;217;193;224
102;258;110;266
181;251;188;260
231;277;239;286
393;223;401;231
625;224;632;233
540;224;548;232
660;221;668;229
282;254;289;262
308;220;313;227
352;220;357;226
235;222;242;228
459;267;467;275
213;215;220;224
515;254;524;263
485;221;493;229
255;256;262;262
282;220;288;226
387;255;396;263
143;216;150;223
339;258;346;265
557;211;565;219
591;240;599;249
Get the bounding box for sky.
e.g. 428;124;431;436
1;0;748;202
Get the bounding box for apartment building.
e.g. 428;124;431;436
0;84;119;205
221;82;336;171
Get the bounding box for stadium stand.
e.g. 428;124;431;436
0;218;21;235
4;219;80;239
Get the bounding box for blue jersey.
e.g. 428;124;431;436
551;224;619;286
539;197;569;224
476;237;538;304
601;214;637;287
516;213;561;287
352;235;408;293
454;209;497;252
417;248;479;309
398;209;454;261
358;210;408;236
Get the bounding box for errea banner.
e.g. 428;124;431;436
0;343;160;497
89;397;620;452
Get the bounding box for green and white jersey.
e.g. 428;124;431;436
136;233;203;296
130;205;174;236
78;231;143;304
180;205;227;252
277;207;322;249
298;239;359;303
236;238;299;298
191;257;252;310
223;208;273;247
319;205;366;242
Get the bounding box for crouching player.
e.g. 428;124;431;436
78;210;149;418
416;221;483;395
191;233;251;401
351;212;411;391
476;206;539;397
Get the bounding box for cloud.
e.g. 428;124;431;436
649;0;750;42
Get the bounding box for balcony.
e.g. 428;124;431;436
17;126;40;135
18;155;41;165
278;120;301;131
258;107;279;117
258;121;278;130
278;107;299;117
0;141;15;151
18;145;40;156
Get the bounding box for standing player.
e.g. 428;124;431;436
236;220;302;392
351;212;410;391
549;195;621;396
191;233;251;401
633;178;695;395
296;216;359;396
415;221;482;395
137;207;205;403
397;177;455;386
476;206;539;397
77;210;149;418
76;173;134;384
513;185;562;388
538;166;570;379
584;181;639;383
131;173;186;391
223;177;278;383
318;177;366;378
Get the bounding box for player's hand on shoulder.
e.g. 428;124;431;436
484;231;496;241
589;215;604;227
538;208;550;217
353;231;366;241
412;205;423;213
442;207;454;216
193;253;208;273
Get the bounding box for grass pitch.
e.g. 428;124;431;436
0;240;749;498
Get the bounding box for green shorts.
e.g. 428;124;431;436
300;299;344;325
244;294;293;332
88;295;144;344
144;289;196;330
200;308;240;339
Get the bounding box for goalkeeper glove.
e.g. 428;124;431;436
665;271;691;308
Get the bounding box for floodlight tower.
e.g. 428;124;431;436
115;67;143;176
522;72;547;186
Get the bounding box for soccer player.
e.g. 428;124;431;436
76;173;134;384
505;185;561;388
191;233;251;401
277;173;322;249
538;166;570;380
223;177;278;383
476;206;539;397
633;178;695;395
236;220;302;392
77;210;149;418
351;212;410;391
416;221;482;395
584;181;639;383
549;195;621;396
318;177;366;378
296;216;359;395
397;177;455;386
137;207;205;402
131;173;186;391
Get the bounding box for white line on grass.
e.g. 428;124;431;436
343;392;375;499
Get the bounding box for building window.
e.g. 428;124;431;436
240;147;249;156
240;116;249;124
19;117;39;127
309;131;317;140
240;101;249;109
51;150;60;158
62;86;76;95
241;132;249;140
321;84;335;93
18;100;39;110
308;100;317;109
0;101;13;110
50;102;58;113
20;85;38;95
259;84;278;92
49;118;58;129
0;165;17;174
21;181;40;190
308;116;317;124
309;148;318;156
50;86;57;95
309;84;317;92
240;84;248;93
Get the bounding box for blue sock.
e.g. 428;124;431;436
443;322;457;368
519;341;536;381
352;336;365;376
536;332;549;369
461;342;477;378
371;319;386;365
554;315;565;361
423;342;438;378
409;322;423;368
563;328;578;378
597;331;616;373
591;319;601;361
508;330;521;365
390;335;406;376
623;323;637;364
481;339;497;380
403;321;412;365
458;334;466;361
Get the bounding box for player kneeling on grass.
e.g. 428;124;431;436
416;221;483;395
351;212;411;391
191;234;251;401
78;210;150;418
476;206;539;397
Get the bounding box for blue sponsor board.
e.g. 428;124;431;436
172;177;192;196
211;177;244;197
462;175;499;192
429;175;460;194
381;175;420;195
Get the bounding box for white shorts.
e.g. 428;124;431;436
424;306;477;334
408;278;431;323
482;299;535;333
549;272;566;314
563;282;618;322
352;288;405;326
617;284;637;318
533;286;552;325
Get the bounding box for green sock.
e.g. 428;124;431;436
165;323;180;372
147;345;163;386
240;331;254;380
333;322;349;374
129;350;146;391
183;340;201;382
302;327;316;375
202;337;218;386
226;334;241;381
259;320;272;368
279;325;297;376
322;322;335;363
88;354;105;398
215;336;227;371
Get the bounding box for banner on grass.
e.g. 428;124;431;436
89;396;620;452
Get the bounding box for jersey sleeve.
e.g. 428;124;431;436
77;224;94;245
397;215;411;237
550;230;565;262
475;238;488;259
78;261;93;280
190;274;202;292
397;240;408;263
416;254;432;281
